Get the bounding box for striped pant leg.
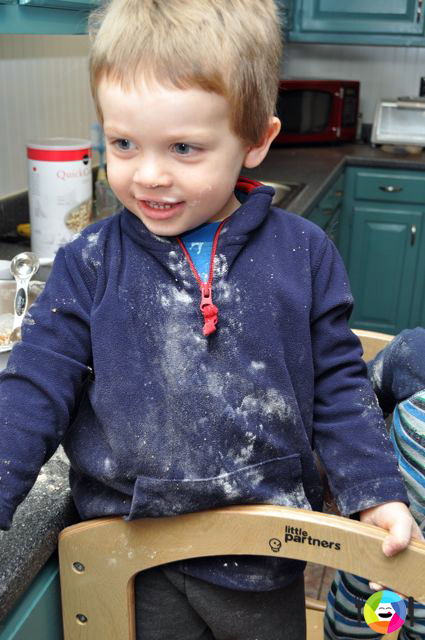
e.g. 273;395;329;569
324;571;382;639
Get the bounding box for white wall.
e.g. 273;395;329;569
283;42;425;123
1;36;425;197
0;35;95;197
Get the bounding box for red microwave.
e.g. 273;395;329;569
273;78;360;145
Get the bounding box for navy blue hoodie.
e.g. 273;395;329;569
0;181;407;590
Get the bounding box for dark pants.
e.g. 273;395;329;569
135;565;306;640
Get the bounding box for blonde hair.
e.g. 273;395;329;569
89;0;283;145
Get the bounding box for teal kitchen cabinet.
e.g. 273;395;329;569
0;0;96;34
0;554;63;640
307;172;344;245
284;0;425;46
339;166;425;334
18;0;94;7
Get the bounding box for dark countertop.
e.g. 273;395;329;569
1;141;425;622
245;142;425;215
0;449;78;621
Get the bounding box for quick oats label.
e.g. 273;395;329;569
27;139;92;259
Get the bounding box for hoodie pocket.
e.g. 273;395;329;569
127;453;311;520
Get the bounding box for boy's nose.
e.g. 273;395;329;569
133;157;172;189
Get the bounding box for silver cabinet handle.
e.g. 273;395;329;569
411;224;417;246
379;185;403;193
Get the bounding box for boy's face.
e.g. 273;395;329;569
98;78;258;236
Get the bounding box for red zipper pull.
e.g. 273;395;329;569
200;283;218;336
176;218;226;336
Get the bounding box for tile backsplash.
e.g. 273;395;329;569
0;34;96;198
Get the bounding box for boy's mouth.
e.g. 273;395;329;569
145;200;176;210
136;199;184;220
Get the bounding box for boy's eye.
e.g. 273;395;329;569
172;143;195;155
113;139;135;151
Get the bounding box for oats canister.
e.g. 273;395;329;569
27;138;92;259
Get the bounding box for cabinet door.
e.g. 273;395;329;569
308;206;332;231
0;554;63;640
289;0;425;45
326;204;340;245
0;2;92;32
18;0;96;8
307;173;344;244
348;206;423;334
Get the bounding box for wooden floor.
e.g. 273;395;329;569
304;562;335;601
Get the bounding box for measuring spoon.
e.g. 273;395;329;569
9;251;40;343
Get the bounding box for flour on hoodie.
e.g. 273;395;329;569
250;361;266;371
82;231;102;267
167;250;192;288
369;353;384;390
237;389;294;424
268;484;311;509
151;273;297;505
213;253;228;279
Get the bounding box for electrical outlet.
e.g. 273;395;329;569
420;76;425;96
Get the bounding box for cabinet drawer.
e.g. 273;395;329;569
354;169;425;204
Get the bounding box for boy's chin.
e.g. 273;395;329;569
131;207;216;237
128;210;183;237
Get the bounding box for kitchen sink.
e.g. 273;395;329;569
261;181;305;209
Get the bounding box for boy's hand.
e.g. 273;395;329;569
360;501;424;592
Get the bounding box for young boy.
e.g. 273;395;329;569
0;1;421;639
325;328;425;640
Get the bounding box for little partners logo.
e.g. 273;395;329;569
268;525;342;552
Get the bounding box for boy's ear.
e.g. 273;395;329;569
243;117;281;169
